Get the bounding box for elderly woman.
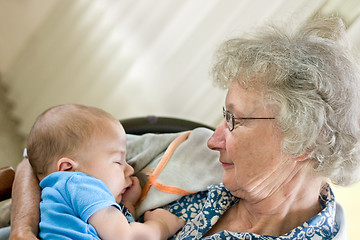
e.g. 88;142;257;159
9;17;360;239
165;17;360;239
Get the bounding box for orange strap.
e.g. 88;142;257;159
136;131;195;207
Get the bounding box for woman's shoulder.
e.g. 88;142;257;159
333;202;348;240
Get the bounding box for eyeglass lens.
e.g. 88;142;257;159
223;107;234;131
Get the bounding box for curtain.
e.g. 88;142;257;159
4;0;358;135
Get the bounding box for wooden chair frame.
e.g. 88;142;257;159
0;167;15;202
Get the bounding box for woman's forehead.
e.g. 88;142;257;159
226;81;278;115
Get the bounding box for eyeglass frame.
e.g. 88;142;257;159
222;107;275;131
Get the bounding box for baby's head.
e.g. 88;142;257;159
27;104;125;181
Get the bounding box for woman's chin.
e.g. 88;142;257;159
222;176;236;191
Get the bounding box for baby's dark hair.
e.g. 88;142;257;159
26;104;119;179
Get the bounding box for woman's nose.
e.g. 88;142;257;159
207;120;227;151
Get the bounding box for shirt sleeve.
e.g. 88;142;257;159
64;174;121;223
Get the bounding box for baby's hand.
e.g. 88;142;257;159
144;209;185;238
122;176;141;206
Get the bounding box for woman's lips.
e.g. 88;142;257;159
220;161;233;168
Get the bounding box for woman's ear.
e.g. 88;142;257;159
57;157;78;172
294;151;311;162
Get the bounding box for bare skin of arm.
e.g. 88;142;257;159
89;176;184;240
9;158;40;240
89;206;184;240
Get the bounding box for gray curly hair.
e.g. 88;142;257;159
212;17;360;186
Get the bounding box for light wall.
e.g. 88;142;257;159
333;184;360;239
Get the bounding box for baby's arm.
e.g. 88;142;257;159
89;176;184;240
140;208;185;239
88;206;184;240
88;206;132;240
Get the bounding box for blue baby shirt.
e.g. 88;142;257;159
39;171;125;240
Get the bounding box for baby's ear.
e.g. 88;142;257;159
57;157;78;171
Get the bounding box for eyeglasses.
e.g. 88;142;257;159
223;107;275;131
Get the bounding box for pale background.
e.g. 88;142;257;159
0;0;359;238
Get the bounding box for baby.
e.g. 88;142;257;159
26;104;184;240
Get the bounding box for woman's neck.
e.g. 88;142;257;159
232;161;323;236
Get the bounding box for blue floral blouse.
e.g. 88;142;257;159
165;183;339;239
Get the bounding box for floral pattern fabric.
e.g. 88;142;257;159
166;183;339;240
119;202;135;223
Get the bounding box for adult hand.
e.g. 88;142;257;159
9;228;39;240
121;176;142;217
9;158;40;240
